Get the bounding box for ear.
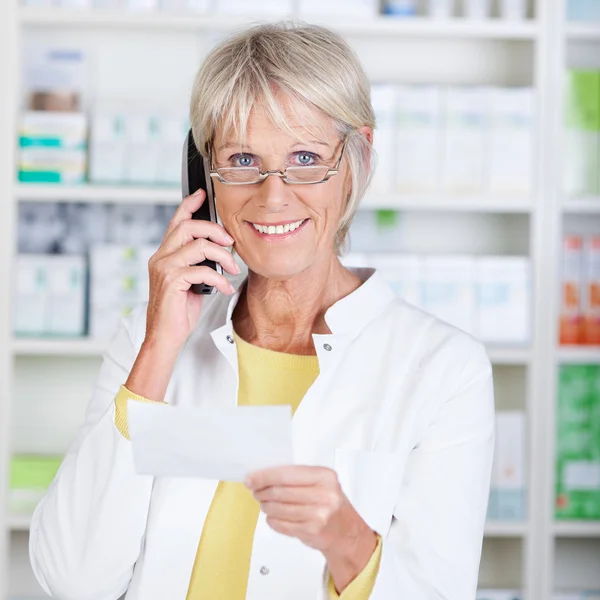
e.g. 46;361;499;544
358;125;373;146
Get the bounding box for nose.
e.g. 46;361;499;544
255;173;292;211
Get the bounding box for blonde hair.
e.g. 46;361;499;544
189;21;375;252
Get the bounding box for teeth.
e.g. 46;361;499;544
252;219;305;235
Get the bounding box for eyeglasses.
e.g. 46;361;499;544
208;136;348;186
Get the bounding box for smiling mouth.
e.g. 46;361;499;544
248;218;308;236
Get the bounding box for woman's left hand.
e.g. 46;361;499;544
245;465;378;592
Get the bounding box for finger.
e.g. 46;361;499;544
166;238;240;276
259;501;316;523
159;219;234;257
246;466;335;492
177;265;236;295
253;485;335;506
165;189;206;237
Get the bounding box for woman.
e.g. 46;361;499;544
29;22;495;600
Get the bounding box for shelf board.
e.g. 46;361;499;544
557;346;600;364
18;8;540;39
16;184;534;213
566;23;600;40
12;337;532;363
486;346;532;365
12;338;109;357
554;520;600;538
15;183;181;204
6;512;31;532
562;196;600;213
484;520;529;537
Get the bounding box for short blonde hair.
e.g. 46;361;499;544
189;21;375;252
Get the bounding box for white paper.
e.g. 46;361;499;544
127;401;293;482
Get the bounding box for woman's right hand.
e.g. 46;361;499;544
145;188;240;352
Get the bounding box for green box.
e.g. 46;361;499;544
9;455;63;514
556;365;600;520
564;70;600;196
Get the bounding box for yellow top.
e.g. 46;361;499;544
114;330;382;599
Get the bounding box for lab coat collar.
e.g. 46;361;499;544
220;267;397;337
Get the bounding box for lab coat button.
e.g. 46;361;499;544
226;335;234;344
323;343;332;351
260;566;270;575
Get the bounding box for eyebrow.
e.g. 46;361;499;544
215;139;331;152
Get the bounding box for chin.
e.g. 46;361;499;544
243;254;311;282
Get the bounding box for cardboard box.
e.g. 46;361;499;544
489;412;527;521
582;236;600;345
488;87;534;196
419;256;476;335
441;87;489;194
564;71;600;196
475;256;531;345
560;235;584;345
395;86;442;194
556;365;600;520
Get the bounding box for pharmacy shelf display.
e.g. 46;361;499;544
1;1;600;600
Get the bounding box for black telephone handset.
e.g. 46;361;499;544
181;129;223;295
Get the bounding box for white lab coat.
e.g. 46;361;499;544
29;268;495;600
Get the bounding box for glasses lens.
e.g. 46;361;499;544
285;166;330;183
217;167;261;183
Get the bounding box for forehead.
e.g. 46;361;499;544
214;91;338;149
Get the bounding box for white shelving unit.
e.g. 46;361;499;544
1;1;599;599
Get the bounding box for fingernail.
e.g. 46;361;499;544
225;234;234;244
234;263;242;274
229;283;236;294
192;188;204;196
244;477;252;488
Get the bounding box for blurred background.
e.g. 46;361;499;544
0;0;599;599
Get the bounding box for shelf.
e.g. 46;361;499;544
12;338;109;357
18;8;540;39
16;184;535;213
562;197;600;213
484;520;529;537
557;346;600;364
11;337;532;363
6;513;31;532
554;521;600;538
566;23;600;40
486;347;533;365
15;183;181;205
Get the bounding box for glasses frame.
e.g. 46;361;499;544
208;136;349;186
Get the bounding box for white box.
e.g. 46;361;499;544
371;254;421;306
299;0;378;17
395;85;442;194
215;0;292;16
89;111;127;183
463;0;492;18
46;255;86;336
477;591;523;600
488;88;534;196
19;111;87;150
125;0;158;9
370;85;397;194
109;205;165;246
156;114;189;186
419;256;476;335
475;256;531;345
123;114;162;185
441;87;489;195
490;412;526;520
160;0;211;10
14;255;48;336
499;0;527;19
427;0;455;17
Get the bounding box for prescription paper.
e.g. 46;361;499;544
127;401;293;482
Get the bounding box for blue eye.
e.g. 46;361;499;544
232;154;254;167
295;152;317;166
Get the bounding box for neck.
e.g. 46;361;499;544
232;255;362;355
